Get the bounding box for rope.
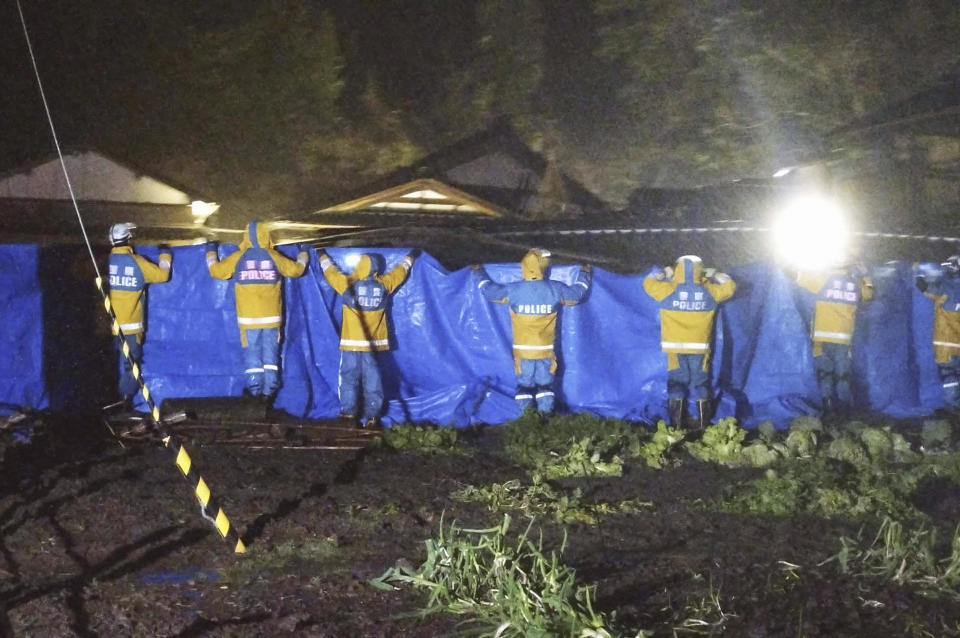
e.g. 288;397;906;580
15;0;246;554
492;225;960;243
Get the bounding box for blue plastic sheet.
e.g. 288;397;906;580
0;245;47;414
0;242;948;425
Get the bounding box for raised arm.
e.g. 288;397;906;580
135;246;172;283
704;272;736;303
206;241;242;280
642;267;674;302
269;245;309;278
472;265;510;304
380;252;416;294
559;264;592;306
317;249;349;295
795;271;826;294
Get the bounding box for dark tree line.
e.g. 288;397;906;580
1;0;957;222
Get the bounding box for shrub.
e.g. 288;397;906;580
685;417;748;466
382;424;460;452
369;514;618;636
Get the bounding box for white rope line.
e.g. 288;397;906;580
492;226;960;243
15;0;102;279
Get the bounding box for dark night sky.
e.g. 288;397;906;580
1;1;957;218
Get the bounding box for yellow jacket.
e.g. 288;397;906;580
797;269;873;353
474;251;590;369
319;252;414;351
643;255;735;369
107;245;172;340
921;275;960;364
206;221;308;344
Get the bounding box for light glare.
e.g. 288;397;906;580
772;196;849;271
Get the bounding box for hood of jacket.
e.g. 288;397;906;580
242;221;272;250
673;255;703;284
350;254;384;281
521;250;546;281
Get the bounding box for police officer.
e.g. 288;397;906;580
916;256;960;413
317;249;416;428
795;264;873;417
473;249;591;415
106;222;171;411
206;221;308;404
644;255;736;429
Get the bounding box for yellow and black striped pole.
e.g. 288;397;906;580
96;277;247;554
16;0;244;554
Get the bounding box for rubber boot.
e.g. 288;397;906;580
696;399;712;430
822;398;834;420
668;399;686;429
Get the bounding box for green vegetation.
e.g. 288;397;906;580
382;424;461;453
685;418;746;466
370;514;619;637
451;475;652;525
503;412;642;478
716;459;927;522
632;421;686;469
827;517;960;600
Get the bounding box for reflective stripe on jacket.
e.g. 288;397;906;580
320;253;413;352
474;251;590;362
797;270;873;349
643;256;735;362
206;221;308;344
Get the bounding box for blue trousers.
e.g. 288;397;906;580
667;354;710;400
516;358;555;413
243;327;280;397
815;341;852;406
339;350;384;419
938;358;960;409
117;334;143;399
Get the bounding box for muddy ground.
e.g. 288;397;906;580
2;415;959;637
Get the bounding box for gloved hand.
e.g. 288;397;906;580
663;266;674;280
851;263;868;279
703;267;716;279
916;275;928;293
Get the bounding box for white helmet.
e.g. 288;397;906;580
109;222;136;246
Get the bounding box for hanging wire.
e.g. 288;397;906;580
14;0;102;277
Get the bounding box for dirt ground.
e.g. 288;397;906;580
2;415;960;637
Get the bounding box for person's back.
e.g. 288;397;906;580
105;222;171;418
643;255;735;428
318;249;417;427
474;250;591;414
206;221;308;403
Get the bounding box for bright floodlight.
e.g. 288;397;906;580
344;252;362;269
772;196;849;271
190;200;219;222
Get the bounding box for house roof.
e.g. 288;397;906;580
311;120;608;220
0;149;217;204
319;177;505;217
0;149;223;243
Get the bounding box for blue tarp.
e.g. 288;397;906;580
0;243;948;425
0;245;47;414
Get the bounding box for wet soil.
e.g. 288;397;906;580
2;417;959;637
